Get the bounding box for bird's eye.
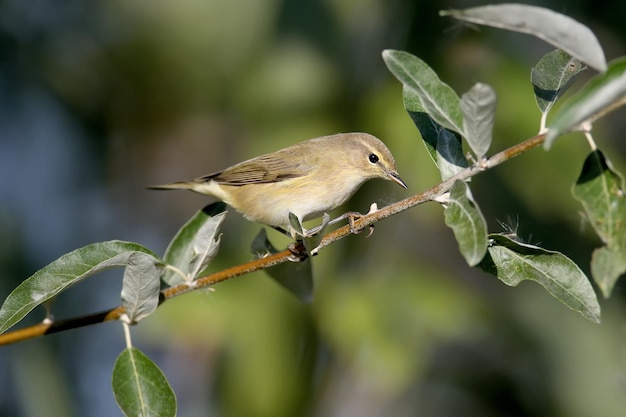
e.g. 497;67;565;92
368;153;379;164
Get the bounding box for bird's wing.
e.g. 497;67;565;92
196;154;311;185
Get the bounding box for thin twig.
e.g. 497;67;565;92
0;244;305;346
0;132;546;346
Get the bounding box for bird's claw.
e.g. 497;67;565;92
287;242;309;262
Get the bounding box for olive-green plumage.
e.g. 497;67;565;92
150;132;406;231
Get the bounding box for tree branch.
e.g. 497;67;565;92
0;132;546;346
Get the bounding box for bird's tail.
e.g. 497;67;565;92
146;181;196;191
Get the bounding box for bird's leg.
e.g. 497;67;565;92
287;241;309;262
284;203;380;257
328;203;378;236
328;211;362;232
345;212;374;236
271;214;328;258
272;226;292;237
265;226;308;262
307;212;330;237
327;211;356;226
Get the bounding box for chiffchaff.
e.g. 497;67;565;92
149;132;406;235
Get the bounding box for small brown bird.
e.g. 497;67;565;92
150;132;406;234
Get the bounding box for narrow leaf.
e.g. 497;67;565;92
546;58;626;148
402;83;468;179
187;212;226;280
572;150;626;247
162;203;227;285
302;213;330;254
532;49;586;116
480;235;601;323
0;241;159;334
443;180;488;266
441;4;607;72
121;253;161;323
460;83;497;159
112;347;176;417
383;49;465;136
289;212;304;237
591;246;626;298
251;229;313;302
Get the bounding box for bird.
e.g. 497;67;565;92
149;132;406;236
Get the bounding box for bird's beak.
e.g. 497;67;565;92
388;171;407;189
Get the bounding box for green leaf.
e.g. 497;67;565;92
288;212;304;236
572;150;626;247
480;235;601;323
121;253;161;323
401;83;468;179
441;4;607;72
443;180;488;266
383;49;465;136
112;347;176;417
251;229;314;302
572;150;626;296
161;203;227;285
591;246;626;298
531;49;586;116
0;241;159;334
187;212;226;280
546;58;626;148
460;83;497;159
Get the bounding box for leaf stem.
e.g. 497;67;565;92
123;321;133;349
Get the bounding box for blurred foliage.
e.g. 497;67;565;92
2;1;626;417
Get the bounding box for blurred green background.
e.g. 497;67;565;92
1;1;626;416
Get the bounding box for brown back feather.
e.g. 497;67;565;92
196;154;310;185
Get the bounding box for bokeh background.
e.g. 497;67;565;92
2;0;626;416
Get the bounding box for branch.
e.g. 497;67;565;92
0;244;305;346
0;132;546;346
